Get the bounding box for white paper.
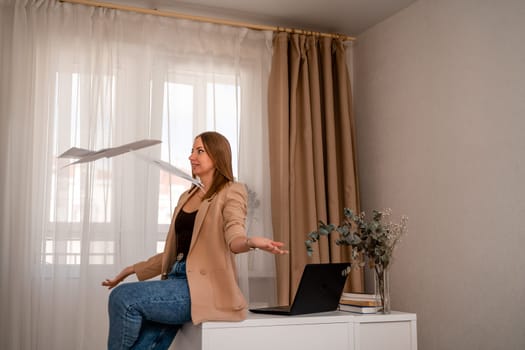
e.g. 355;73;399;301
134;153;203;188
58;139;162;166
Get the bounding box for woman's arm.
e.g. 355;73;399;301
102;252;164;289
223;184;288;255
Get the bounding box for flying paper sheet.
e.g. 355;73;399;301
59;139;162;166
134;153;203;189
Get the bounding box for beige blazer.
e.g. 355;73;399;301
133;182;248;324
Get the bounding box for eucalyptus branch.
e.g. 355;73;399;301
305;208;408;271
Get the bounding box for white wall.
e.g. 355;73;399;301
353;0;525;349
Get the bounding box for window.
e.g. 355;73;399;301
44;70;241;264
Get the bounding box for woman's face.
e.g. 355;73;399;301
189;137;215;178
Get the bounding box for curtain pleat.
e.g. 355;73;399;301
268;32;362;305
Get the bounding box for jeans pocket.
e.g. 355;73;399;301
168;261;187;278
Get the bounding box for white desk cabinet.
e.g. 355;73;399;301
351;312;417;350
172;311;417;350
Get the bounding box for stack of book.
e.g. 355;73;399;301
339;292;382;314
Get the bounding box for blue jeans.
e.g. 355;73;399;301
107;261;192;350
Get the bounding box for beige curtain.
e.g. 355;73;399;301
268;32;362;305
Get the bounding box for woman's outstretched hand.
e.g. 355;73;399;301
246;236;289;255
101;265;135;290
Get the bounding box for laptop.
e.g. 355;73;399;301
249;262;350;316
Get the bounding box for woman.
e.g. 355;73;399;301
102;131;287;350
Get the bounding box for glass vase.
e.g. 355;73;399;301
374;265;391;314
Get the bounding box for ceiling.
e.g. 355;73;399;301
112;0;417;37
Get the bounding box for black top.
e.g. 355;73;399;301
174;209;197;260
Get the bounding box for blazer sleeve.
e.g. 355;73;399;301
222;182;248;246
133;253;163;281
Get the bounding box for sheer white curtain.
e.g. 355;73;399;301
0;0;273;348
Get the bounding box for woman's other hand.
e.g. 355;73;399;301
101;265;135;289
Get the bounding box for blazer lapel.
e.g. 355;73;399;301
188;193;215;256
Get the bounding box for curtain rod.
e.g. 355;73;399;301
59;0;356;42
